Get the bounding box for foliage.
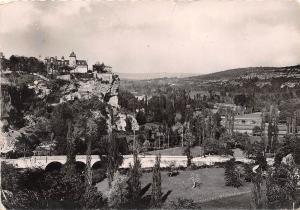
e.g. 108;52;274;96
266;163;297;209
231;132;250;149
14;133;37;157
255;152;268;171
107;132;124;188
233;94;254;109
251;169;265;209
244;163;255;182
147;94;176;124
1;163;20;192
151;154;162;207
127;151;142;206
204;138;233;156
1;165;105;209
118;89;141;112
184;144;193;167
136;110;147;125
170;198;201;209
143;140;151;152
107;171;129;208
8;55;46;73
252;126;262;136
244;141;265;159
224;158;243;188
6;85;37;129
184;130;196;146
275;135;300;165
50;97;108;155
82;186;105;209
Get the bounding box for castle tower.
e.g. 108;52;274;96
69;51;77;67
0;52;4;71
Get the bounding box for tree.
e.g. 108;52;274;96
1;163;20;193
184;130;196;146
234;94;251;107
64;118;76;176
136;110;147;125
107;132;123;188
267;105;279;152
118;89;140;112
184;144;193;168
2;167;104;209
108;171;129;208
128;151;142;205
82;186;105;209
224;158;243;188
275;135;300;165
8;55;46;73
151;154;162;208
252;126;262;136
143;140;151;152
251;168;265;209
266;163;297;209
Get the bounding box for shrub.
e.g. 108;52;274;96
266;164;297;209
1;162;20;192
244;163;255;182
81;186;105;209
224;158;243;188
2;170;88;209
170;198;201;209
107;171;129;208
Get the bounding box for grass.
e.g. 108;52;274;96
145;146;203;157
96;167;252;208
201;192;252;209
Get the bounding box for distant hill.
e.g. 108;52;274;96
117;72;198;80
187;64;300;81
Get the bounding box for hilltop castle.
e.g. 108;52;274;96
44;51;88;74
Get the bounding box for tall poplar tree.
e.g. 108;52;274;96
151;154;162;207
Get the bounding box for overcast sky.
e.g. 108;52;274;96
1;0;300;74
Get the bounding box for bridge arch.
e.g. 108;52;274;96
45;161;63;172
91;161;107;184
75;161;86;173
92;161;107;170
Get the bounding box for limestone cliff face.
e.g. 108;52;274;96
0;72;121;153
58;74;120;107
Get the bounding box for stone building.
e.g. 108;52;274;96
44;51;88;74
92;62;113;83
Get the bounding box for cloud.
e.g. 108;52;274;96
0;0;300;74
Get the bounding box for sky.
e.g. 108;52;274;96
1;0;300;74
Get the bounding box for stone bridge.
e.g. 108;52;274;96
1;154;256;171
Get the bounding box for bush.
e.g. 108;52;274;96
204;140;233;156
1;162;20;192
81;186;105;209
224;158;243;188
266;164;297;209
1;165;106;209
244;163;255;182
107;171;129;208
170;198;201;209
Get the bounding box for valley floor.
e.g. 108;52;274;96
96;167;252;208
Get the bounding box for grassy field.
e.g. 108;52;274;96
96;167;252;208
201;192;252;209
145;146;203;157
